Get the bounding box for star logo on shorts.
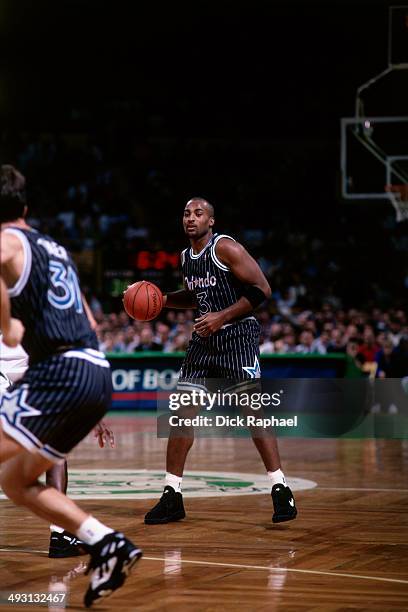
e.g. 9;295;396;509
242;356;261;379
0;385;41;427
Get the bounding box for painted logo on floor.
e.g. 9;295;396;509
0;470;317;500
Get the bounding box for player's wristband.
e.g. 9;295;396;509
242;286;268;308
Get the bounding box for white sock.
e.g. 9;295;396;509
165;472;182;492
50;525;64;533
76;516;113;546
267;469;287;487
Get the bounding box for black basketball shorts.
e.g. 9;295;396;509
178;318;261;393
0;348;112;463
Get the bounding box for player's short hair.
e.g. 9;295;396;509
0;165;27;223
187;197;214;217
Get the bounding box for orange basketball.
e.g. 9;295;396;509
122;281;163;321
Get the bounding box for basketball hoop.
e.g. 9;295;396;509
385;184;408;222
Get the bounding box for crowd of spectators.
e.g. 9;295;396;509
92;300;408;377
95;309;192;355
2;122;407;383
3;127;407;315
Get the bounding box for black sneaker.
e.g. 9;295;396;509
271;484;297;523
83;531;142;608
48;530;87;558
144;485;186;524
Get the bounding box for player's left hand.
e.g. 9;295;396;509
194;312;226;336
94;420;115;448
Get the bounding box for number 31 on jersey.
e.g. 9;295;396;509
47;260;83;313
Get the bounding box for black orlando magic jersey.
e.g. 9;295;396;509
179;233;261;384
181;233;249;317
4;227;98;364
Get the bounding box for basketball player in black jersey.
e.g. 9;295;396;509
0;165;141;607
0;304;116;559
145;197;297;525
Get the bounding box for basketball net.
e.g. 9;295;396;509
385;184;408;223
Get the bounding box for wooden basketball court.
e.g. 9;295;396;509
1;414;408;610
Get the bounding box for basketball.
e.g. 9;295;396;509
122;281;163;321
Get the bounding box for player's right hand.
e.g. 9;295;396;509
194;311;226;336
2;317;25;347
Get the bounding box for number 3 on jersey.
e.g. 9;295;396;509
47;260;83;313
196;291;211;314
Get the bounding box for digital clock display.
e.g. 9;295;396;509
132;251;180;270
